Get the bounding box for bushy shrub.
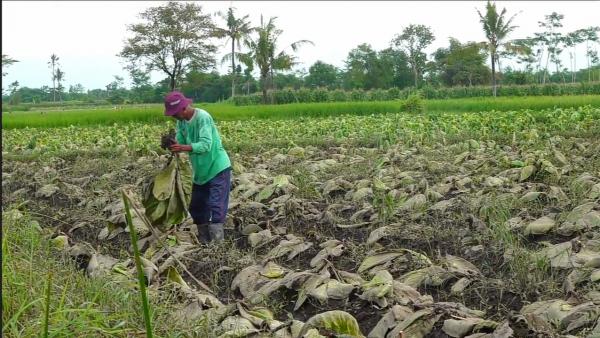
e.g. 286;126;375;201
368;89;389;101
350;89;367;101
313;88;329;102
329;89;348;102
273;88;296;104
230;82;600;105
386;87;401;100
401;92;425;114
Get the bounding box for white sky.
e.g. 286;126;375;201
2;1;599;90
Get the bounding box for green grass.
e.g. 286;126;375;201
3;95;599;129
1;209;198;337
424;95;600;112
3;106;600;156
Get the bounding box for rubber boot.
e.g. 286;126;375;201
197;223;211;244
208;223;225;242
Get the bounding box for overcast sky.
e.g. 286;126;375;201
2;1;599;90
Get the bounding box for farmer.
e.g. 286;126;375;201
164;91;231;243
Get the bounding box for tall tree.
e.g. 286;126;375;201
68;83;85;100
213;7;254;98
2;54;18;77
391;24;435;88
106;76;126;104
499;38;536;75
378;48;413;89
305;61;339;89
537;12;564;84
8;81;20;104
238;15;313;103
582;26;600;82
127;64;154;103
55;67;65;101
48;54;60;101
343;43;379;89
433;38;490;87
476;1;518;96
120;1;217;91
564;29;585;83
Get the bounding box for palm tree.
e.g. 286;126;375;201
48;54;60;102
238;15;313;103
2;54;19;77
477;1;518;97
55;68;65;102
213;7;254;99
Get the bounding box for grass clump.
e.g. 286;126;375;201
1;208;199;337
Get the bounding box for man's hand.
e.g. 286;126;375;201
169;143;193;152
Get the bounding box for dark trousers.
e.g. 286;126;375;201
189;168;232;225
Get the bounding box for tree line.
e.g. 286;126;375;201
2;1;599;105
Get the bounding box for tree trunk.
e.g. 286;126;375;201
270;67;275;104
413;60;418;88
261;74;268;104
573;50;577;83
543;52;550;84
497;54;502;89
231;39;236;98
491;54;497;97
587;42;591;82
570;50;575;83
170;75;176;91
52;64;56;102
556;60;566;84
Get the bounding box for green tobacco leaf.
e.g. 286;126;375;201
443;255;481;276
358;249;432;274
358;252;403;273
323;279;355;300
367;226;391;245
399;266;450;288
143;155;192;231
295;273;329;311
369;305;414;338
248;229;274;248
267;235;313;261
256;184;276;202
152;158;177;201
511;160;525;168
50;235;69;250
219;316;259;338
524;216;556;235
520;165;536;181
388;309;440;338
554;149;568;165
359;270;393;308
259;261;286;278
298;310;364;338
167;266;190;289
520;191;544;203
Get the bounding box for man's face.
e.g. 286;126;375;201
172;107;186;121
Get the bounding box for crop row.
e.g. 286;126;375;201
3;106;599;156
3;96;600;129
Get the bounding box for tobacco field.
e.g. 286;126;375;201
3;105;600;337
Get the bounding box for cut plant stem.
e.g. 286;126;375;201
122;189;154;338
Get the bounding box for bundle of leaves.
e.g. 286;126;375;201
160;129;177;150
142;153;192;231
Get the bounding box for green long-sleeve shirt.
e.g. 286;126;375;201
175;108;231;185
